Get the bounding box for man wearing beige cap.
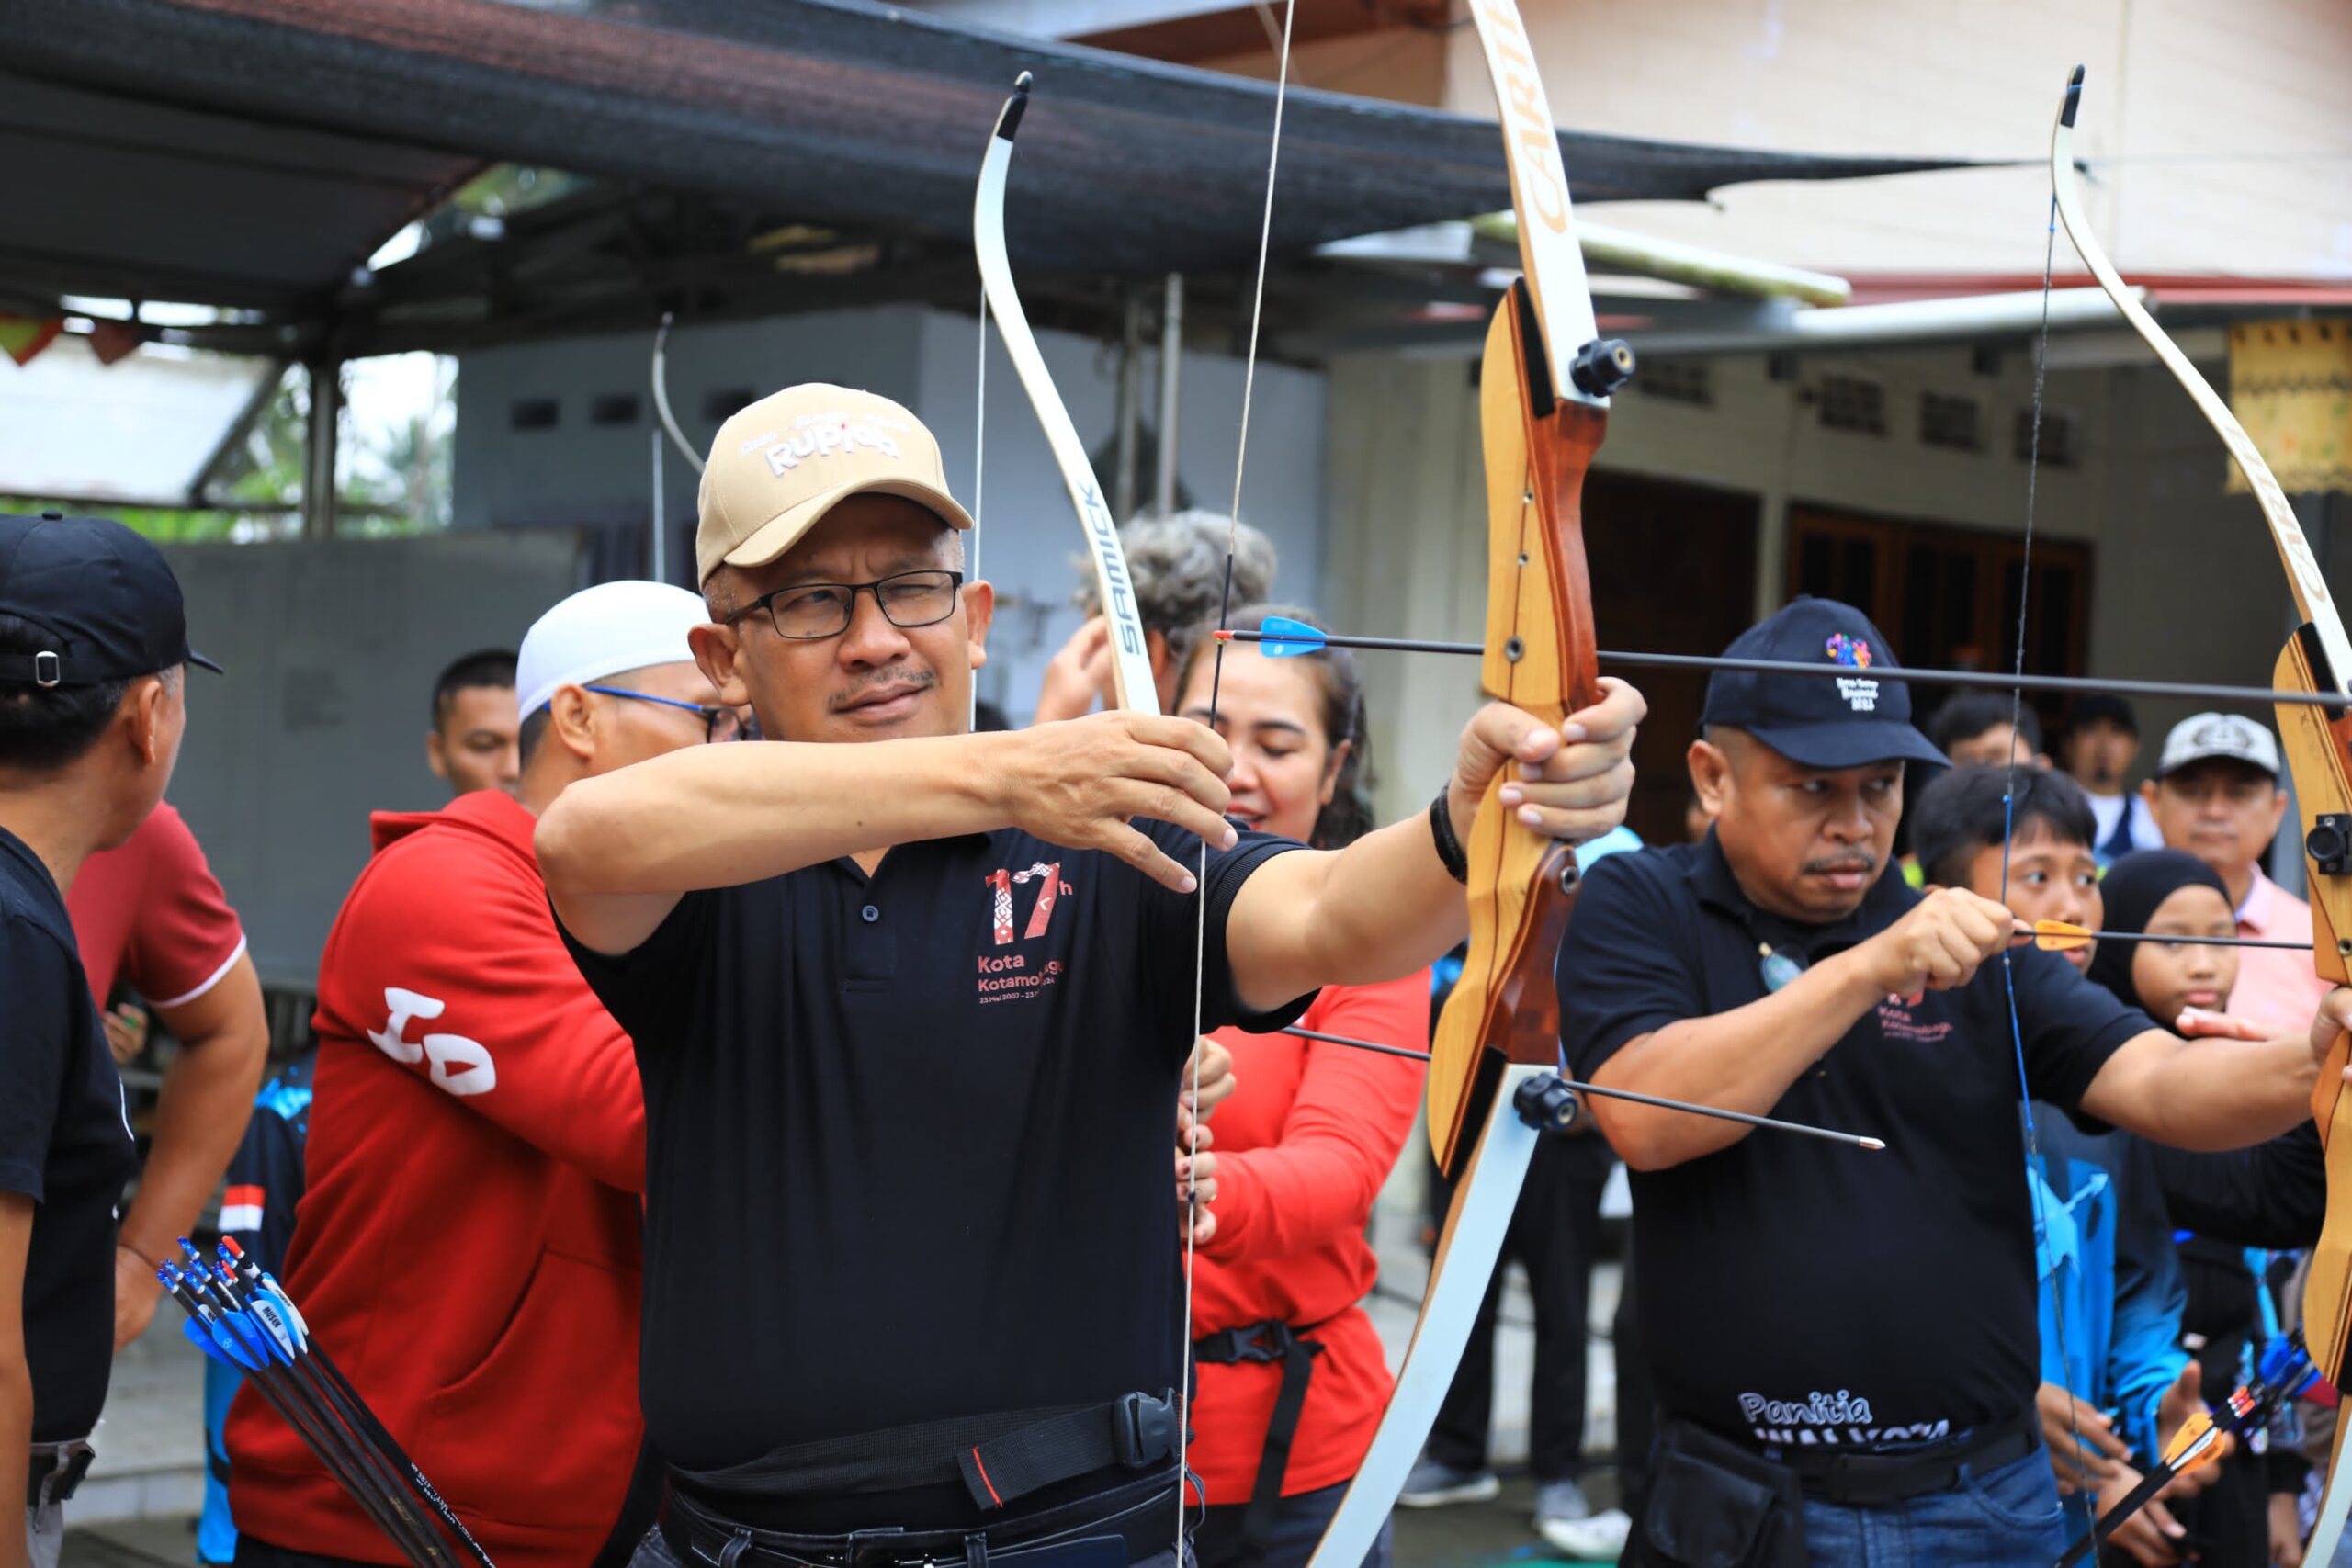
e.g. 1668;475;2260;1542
537;384;1646;1568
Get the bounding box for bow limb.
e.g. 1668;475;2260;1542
2052;66;2352;1565
1304;12;1630;1567
650;312;706;475
972;75;1159;716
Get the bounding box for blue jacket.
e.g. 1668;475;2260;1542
2028;1108;2188;1463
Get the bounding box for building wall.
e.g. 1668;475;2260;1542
452;307;1328;719
1453;0;2352;279
1203;0;2352;281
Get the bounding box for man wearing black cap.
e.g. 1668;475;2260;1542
2061;694;2161;863
1553;597;2351;1566
0;512;217;1567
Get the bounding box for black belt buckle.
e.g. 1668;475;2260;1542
842;1528;911;1567
1110;1393;1173;1469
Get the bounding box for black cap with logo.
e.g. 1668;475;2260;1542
1701;595;1945;770
0;513;220;688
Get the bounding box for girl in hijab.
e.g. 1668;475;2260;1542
2086;849;2324;1568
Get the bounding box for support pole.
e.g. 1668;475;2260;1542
1154;273;1183;517
650;424;669;584
1114;291;1145;524
301;357;343;540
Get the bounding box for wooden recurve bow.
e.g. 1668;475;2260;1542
1303;2;1632;1562
2049;64;2352;1567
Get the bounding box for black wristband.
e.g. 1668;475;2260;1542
1429;789;1470;884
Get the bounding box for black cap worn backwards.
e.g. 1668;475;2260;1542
1701;595;1945;770
0;513;220;688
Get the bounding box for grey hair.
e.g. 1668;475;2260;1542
1073;511;1277;666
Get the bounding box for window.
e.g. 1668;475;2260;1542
1817;374;1886;435
1919;392;1984;453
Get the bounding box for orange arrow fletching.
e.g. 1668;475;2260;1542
2031;919;2094;952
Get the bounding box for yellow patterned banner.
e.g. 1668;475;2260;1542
2230;319;2352;494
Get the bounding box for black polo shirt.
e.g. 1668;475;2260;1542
0;824;137;1443
1558;833;2150;1450
560;817;1309;1496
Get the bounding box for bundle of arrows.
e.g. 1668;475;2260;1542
158;1237;497;1568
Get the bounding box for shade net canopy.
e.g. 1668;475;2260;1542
3;0;1979;312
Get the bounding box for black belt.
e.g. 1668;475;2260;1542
28;1440;95;1508
1762;1407;2039;1506
659;1465;1181;1568
673;1393;1181;1517
1191;1322;1324;1546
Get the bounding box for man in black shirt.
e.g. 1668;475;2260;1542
537;383;1645;1568
1557;596;2349;1568
0;513;216;1568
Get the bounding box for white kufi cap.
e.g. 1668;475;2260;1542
516;580;713;721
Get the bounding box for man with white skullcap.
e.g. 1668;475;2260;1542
228;582;731;1568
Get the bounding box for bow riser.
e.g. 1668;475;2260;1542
1429;284;1604;1173
2277;636;2352;1410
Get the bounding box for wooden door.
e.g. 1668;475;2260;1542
1585;470;1761;844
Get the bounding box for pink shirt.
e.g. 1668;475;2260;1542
2229;868;2332;1036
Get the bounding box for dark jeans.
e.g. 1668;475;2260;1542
1794;1442;2065;1568
1194;1482;1391;1568
1425;1133;1614;1483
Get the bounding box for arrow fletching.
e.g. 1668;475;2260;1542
1250;615;1328;658
2032;919;2094;952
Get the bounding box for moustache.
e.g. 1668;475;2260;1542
1802;853;1878;877
832;668;937;712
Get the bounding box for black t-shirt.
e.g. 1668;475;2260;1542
560;818;1308;1487
1558;834;2149;1450
0;825;137;1442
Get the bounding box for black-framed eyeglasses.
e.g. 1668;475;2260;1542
725;569;966;641
580;685;746;743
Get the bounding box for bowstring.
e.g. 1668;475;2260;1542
1181;0;1295;1551
2009;187;2092;1552
973;285;988;730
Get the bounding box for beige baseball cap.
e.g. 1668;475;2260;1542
695;384;974;585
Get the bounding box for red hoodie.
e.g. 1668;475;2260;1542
227;790;646;1568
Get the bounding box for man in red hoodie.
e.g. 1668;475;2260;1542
227;580;737;1568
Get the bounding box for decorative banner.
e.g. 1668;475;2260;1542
2231;320;2352;495
0;315;62;367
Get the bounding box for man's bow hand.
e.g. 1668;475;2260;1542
994;712;1237;894
1445;679;1645;849
2311;987;2352;1078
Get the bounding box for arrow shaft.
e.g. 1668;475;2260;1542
1280;1027;1883;1150
1219;629;2352;709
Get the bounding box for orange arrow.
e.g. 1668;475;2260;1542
2023;919;2312;953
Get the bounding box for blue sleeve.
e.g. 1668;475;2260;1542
2106;1264;2188;1461
2106;1135;2188;1459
